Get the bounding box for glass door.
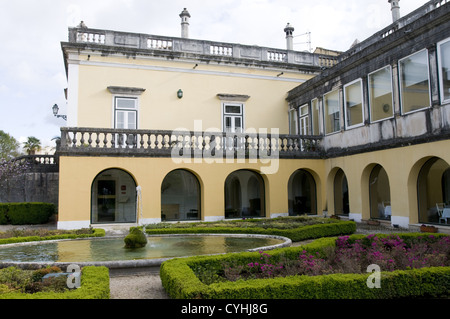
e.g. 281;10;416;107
115;97;137;147
223;103;244;150
97;180;116;222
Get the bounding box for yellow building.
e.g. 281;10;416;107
57;2;450;234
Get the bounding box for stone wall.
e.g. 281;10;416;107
0;155;59;207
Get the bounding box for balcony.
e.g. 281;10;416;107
58;127;323;159
64;26;338;70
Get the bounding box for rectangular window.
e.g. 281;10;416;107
223;103;244;133
368;66;393;122
299;104;309;135
438;38;450;103
399;50;431;114
288;107;298;135
323;90;340;134
114;97;137;129
311;98;320;135
344;79;364;128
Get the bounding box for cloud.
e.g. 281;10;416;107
0;0;429;146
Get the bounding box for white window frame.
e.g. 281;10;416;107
222;102;244;133
343;78;365;130
113;96;139;130
323;89;341;135
288;107;298;135
398;49;431;115
311;98;320;135
437;37;450;104
298;104;309;135
368;65;395;124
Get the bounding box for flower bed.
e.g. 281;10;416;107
198;234;450;282
160;233;450;299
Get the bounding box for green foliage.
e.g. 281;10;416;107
160;234;450;299
0;130;20;160
124;227;148;248
0;203;56;225
0;266;110;299
0;205;8;224
146;217;356;242
0;228;105;245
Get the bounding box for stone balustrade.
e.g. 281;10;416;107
66;27;338;69
9;155;59;173
59;127;323;159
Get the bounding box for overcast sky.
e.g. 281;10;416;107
0;0;428;153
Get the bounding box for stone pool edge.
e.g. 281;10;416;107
0;234;291;270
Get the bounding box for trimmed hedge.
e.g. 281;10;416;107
146;219;357;242
0;228;105;245
0;266;110;299
0;203;56;225
160;234;450;299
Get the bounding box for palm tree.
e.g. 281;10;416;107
23;136;41;155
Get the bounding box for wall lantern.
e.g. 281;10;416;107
52;104;67;120
177;89;183;99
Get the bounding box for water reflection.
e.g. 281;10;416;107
0;236;283;263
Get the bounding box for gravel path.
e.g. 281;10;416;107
109;270;169;299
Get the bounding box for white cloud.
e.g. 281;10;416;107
0;0;429;146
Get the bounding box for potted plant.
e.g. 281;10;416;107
420;224;438;233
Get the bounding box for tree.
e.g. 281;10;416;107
0;130;20;160
23;136;41;155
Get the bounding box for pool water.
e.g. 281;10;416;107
0;236;284;262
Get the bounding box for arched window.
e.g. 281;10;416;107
225;170;265;219
161;169;201;221
417;158;450;224
91;169;137;224
334;169;349;216
369;165;391;220
288;169;317;216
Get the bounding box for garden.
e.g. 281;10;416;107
160;232;450;299
0;216;109;299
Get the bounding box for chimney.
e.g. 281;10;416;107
284;23;294;50
180;8;191;38
388;0;401;22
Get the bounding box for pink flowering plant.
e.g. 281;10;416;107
194;234;450;284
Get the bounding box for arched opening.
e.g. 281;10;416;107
91;168;137;224
417;157;450;225
161;169;201;221
288;169;317;216
225;170;265;219
334;169;349;216
369;165;391;220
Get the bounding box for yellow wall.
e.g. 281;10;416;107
325;139;450;224
58;155;325;224
58;139;450;228
75;54;312;134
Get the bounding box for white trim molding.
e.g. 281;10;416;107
57;220;91;230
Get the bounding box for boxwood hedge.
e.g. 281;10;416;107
0;266;110;299
0;228;105;245
0;203;56;225
160;234;450;299
146;219;357;242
